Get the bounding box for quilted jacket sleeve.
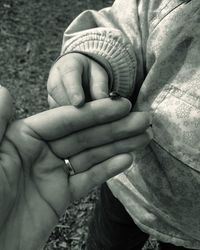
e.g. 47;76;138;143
59;0;154;97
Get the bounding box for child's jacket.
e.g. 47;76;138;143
61;0;200;248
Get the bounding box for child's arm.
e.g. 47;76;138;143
47;0;155;107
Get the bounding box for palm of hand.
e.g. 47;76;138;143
0;96;143;250
0;120;68;250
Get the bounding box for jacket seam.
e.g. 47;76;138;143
150;1;186;34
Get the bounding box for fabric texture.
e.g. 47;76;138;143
62;28;137;98
87;183;193;250
87;183;149;250
60;0;200;248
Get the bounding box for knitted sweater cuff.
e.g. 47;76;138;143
61;28;137;98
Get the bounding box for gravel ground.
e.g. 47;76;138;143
0;0;159;249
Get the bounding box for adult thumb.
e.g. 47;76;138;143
0;86;13;142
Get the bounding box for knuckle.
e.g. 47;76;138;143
49;141;60;157
56;55;83;77
58;64;77;76
109;122;118;141
133;133;151;149
85;150;96;167
47;82;59;98
48;95;58;108
69;157;78;172
110;141;120;155
75;132;88;149
139;112;151;127
109;119;128;140
88;167;102;186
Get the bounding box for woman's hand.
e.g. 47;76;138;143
0;88;152;250
0;86;13;141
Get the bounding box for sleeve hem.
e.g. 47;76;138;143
61;28;137;98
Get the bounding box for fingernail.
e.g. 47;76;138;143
146;127;154;140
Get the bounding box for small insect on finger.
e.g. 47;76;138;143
109;91;121;100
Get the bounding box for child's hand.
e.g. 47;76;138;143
47;53;109;108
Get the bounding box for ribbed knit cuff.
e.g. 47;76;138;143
61;28;137;98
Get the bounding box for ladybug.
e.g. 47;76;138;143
109;91;121;100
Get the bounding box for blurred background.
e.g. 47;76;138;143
0;0;158;249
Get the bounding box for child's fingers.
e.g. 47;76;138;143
89;60;109;100
56;54;86;107
47;67;71;106
24;98;132;141
61;68;85;107
47;95;59;109
48;53;109;107
0;86;13;142
69;153;133;201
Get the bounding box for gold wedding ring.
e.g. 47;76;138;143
64;159;76;176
